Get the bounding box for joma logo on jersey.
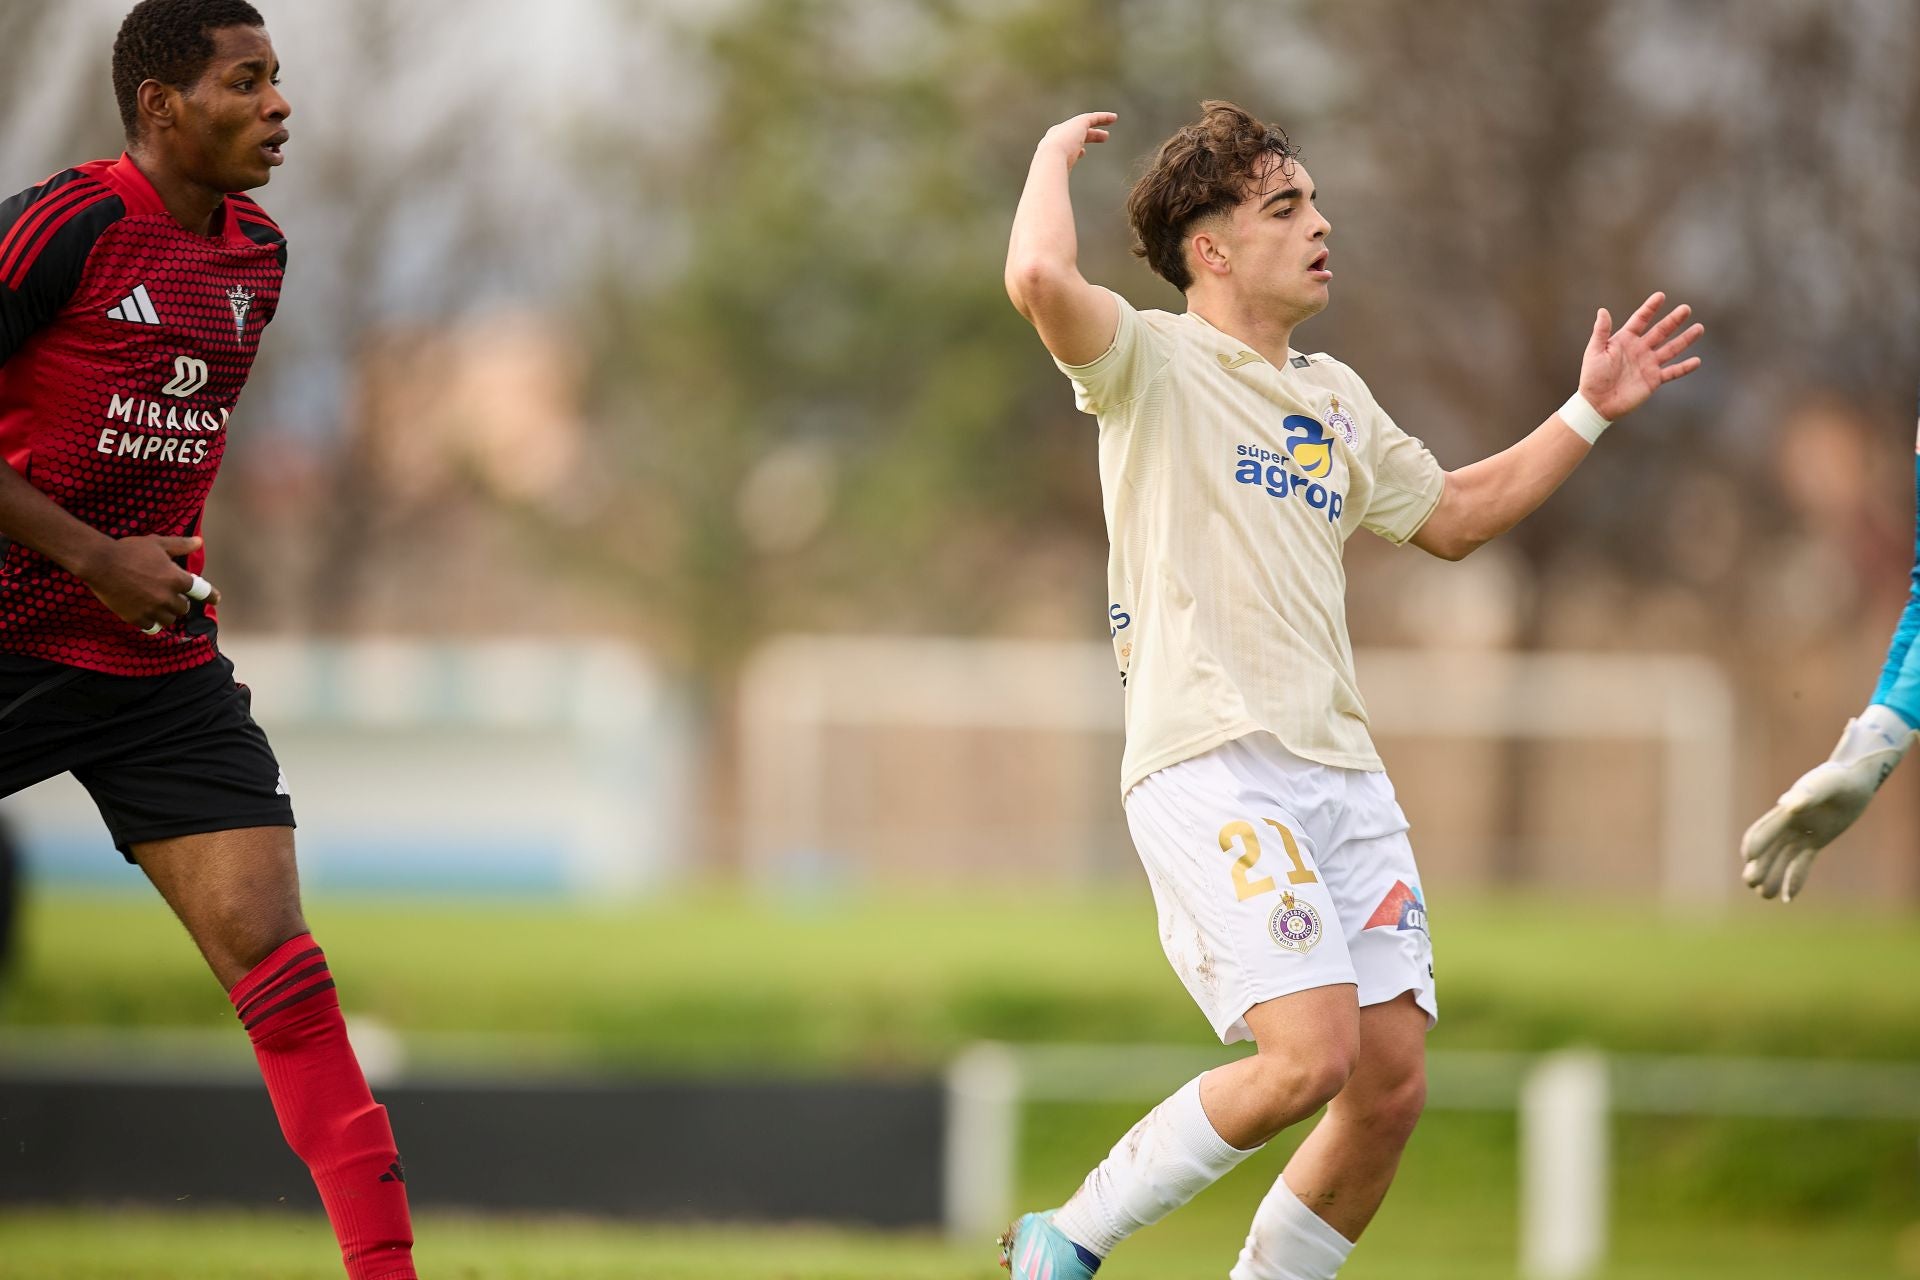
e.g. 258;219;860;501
1233;439;1345;523
160;355;209;398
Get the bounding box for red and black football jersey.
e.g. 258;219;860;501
0;154;284;675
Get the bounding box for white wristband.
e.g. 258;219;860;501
1558;391;1612;444
1835;704;1919;766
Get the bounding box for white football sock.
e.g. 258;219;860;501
1229;1175;1356;1280
1051;1074;1257;1257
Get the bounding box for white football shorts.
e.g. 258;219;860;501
1123;731;1436;1044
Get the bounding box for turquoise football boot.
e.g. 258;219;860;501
998;1210;1102;1279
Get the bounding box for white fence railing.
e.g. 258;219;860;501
739;637;1737;905
943;1043;1920;1279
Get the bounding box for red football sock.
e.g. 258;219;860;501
231;933;416;1280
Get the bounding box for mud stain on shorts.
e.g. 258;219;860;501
1191;924;1218;1002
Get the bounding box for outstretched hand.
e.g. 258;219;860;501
1039;112;1117;171
1578;292;1704;421
1739;708;1915;903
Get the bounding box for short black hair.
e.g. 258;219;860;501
112;0;266;140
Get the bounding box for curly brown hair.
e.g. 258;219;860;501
1126;101;1300;292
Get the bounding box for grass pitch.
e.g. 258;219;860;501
8;889;1920;1066
3;890;1918;1277
0;1207;1910;1278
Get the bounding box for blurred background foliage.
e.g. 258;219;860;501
6;0;1918;672
5;2;1920;1276
1;0;1917;890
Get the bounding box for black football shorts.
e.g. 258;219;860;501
0;646;295;857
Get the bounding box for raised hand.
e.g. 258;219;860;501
1039;112;1117;172
1578;292;1704;421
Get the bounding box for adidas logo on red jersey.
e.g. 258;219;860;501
105;284;160;325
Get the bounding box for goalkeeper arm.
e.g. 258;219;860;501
1741;412;1920;901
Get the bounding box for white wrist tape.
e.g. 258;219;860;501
1558;391;1612;444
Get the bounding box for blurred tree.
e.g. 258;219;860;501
1310;0;1920;548
1303;0;1920;876
7;0;1917;886
572;0;1916;664
569;0;1350;679
563;0;1920;879
203;0;584;632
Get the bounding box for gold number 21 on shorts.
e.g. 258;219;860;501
1219;818;1319;901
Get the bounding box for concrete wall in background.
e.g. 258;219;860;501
8;638;690;898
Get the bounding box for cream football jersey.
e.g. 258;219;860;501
1057;289;1445;793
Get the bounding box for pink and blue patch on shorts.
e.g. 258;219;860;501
1364;880;1428;934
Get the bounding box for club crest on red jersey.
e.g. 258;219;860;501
227;286;254;340
1364;880;1428;934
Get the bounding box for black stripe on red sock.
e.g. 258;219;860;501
236;960;330;1021
242;978;338;1031
233;946;323;1017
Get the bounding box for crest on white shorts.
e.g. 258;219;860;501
1268;892;1322;954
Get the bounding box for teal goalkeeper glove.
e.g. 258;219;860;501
1741;705;1917;902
